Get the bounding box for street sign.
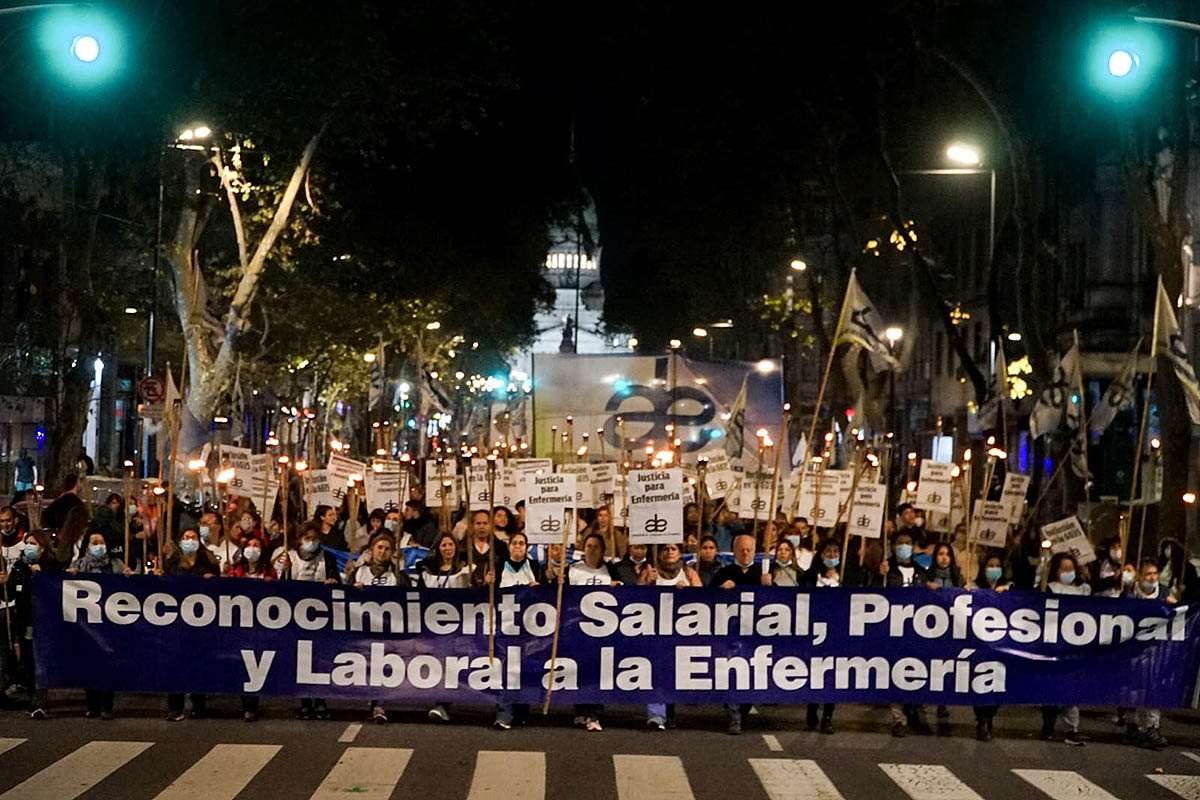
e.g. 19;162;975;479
137;403;163;421
139;376;165;403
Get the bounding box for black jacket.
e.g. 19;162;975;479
403;512;439;549
611;556;651;586
712;561;764;587
867;560;929;588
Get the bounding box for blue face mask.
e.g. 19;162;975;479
1059;570;1076;585
913;553;933;569
198;526;211;543
787;535;801;548
894;544;913;562
22;544;39;563
88;544;106;559
823;556;840;569
985;566;1003;582
180;540;200;556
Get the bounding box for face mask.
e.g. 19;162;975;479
22;544;38;563
776;559;792;567
894;544;913;562
301;540;319;555
1142;580;1159;593
240;519;254;532
199;526;212;543
1163;546;1174;559
180;540;200;555
823;556;840;569
787;535;801;548
914;517;926;528
88;544;106;559
1059;570;1076;585
1122;571;1135;586
1109;548;1122;563
128;505;138;516
914;553;933;569
985;566;1003;582
384;519;397;532
244;547;261;562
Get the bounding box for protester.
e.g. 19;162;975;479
274;522;338;721
1040;552;1088;745
768;539;801;586
790;518;816;570
313;504;348;550
693;535;722;587
200;510;240;575
714;534;767;734
68;532;130;719
42;474;84;531
712;505;744;552
163;528;217;721
801;538;842;733
578;505;624;558
228;536;276;580
971;554;1011;741
492;505;516;543
491;530;540;730
402;499;438;548
873;531;931;737
463;510;507;586
651;542;699;588
1092;536;1125;597
1157;537;1197;604
419;532;470;589
567;532;617;731
348;531;409;589
1124;558;1168;749
8;532;45;716
611;542;652;585
926;543;966;589
0;506;25;570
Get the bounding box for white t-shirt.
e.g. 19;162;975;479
421;567;470;589
796;549;814;572
288;548;329;583
1;534;25;571
568;562;612;586
816;573;840;588
897;565;916;586
499;560;537;588
656;568;691;588
1049;581;1091;596
351;563;400;587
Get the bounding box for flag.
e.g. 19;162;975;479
833;269;900;368
976;340;1009;431
1089;341;1141;436
1029;343;1078;440
1154;278;1200;424
723;376;748;459
422;363;452;416
368;344;385;412
158;368;182;468
1063;335;1089;482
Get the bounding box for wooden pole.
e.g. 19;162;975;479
543;502;574;715
837;454;868;581
752;438;766;540
122;464;132;566
765;405;789;551
487;456;497;663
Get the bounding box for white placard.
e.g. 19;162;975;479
308;469;336;511
927;487;966;534
523;472;576;544
558;463;593;507
797;471;842;526
915;460;955;513
366;460;404;513
512;457;553;472
1040;515;1096;566
628;468;684;545
738;468;776;520
969;500;1011;548
424;459;458;508
782;467;803;517
328;454;369;505
704;453;738;504
847;482;887;539
466;462;500;511
221;446;254;495
1001;473;1031;525
829;469;854;508
590;462;618;507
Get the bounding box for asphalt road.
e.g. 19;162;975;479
0;694;1199;798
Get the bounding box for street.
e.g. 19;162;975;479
0;695;1198;798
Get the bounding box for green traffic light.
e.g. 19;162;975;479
36;6;124;88
1086;22;1161;99
1107;49;1137;77
70;35;100;63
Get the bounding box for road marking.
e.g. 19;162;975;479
763;734;784;752
0;741;23;757
468;751;544;799
614;755;693;799
1012;769;1118;800
0;740;152;800
337;723;362;743
878;764;983;800
1151;774;1200;800
1182;752;1200;765
750;758;845;800
309;747;412;800
153;743;280;800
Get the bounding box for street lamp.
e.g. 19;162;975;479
789;259;807;272
902;142;997;269
69;34;98;62
945;142;982;167
1107;49;1138;77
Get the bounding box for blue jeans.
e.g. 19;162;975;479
647;703;667;721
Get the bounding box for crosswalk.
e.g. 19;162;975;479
0;740;1193;799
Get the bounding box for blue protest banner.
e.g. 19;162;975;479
34;572;1200;706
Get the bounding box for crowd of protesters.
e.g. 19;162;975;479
0;472;1189;749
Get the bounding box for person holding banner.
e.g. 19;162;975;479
768;539;801;586
1092;536;1127;598
971;554;1011;741
68;531;131;720
712;506;745;553
10;532;52;719
200;511;240;575
346;530;408;725
1039;552;1089;746
228;536;277;580
418;533;470;589
402;500;438;548
492;530;541;730
278;523;339;721
611;543;652;586
569;532;618;731
465;510;508;587
802;538;842;734
652;542;700;588
693;535;722;587
164;528;218;722
714;534;767;735
1122;558;1169;749
872;531;932;737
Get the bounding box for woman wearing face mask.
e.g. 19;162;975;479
971;555;1010;741
874;532;931;736
769;539;802;586
228;536;276;579
1092;536;1127;598
235;510;262;545
1120;558;1169;749
276;522;340;721
693;535;722;587
11;532;56;718
200;512;240;575
163;528;218;721
346;531;409;724
486;531;542;730
1039;553;1089;746
925;543;966;589
789;520;816;572
1157;537;1198;605
635;540;697;732
67;532;130;719
801;539;842;733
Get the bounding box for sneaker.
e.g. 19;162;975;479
371;706;388;725
243;711;258;723
100;711;113;721
727;717;742;736
820;717;834;735
585;718;602;732
647;716;666;731
891;721;907;738
428;705;450;723
29;707;46;720
314;701;330;720
1143;727;1168;750
493;719;512;730
298;705;314;721
85;710;98;719
572;715;587;727
1064;729;1085;746
976;722;992;742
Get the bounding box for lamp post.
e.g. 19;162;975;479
904;142;996;266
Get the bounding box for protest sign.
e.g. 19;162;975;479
590;462;617;507
915;460;954;514
222;446;254;495
557;463;593;508
738;468;775;520
308;469;336;511
424;459;458;508
366;461;404;513
1041;515;1097;565
847;482;887;539
1001;473;1031;525
970;500;1011;548
524;472;576;544
797;471;841;526
628;468;684;545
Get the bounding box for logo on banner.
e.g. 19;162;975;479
539;517;561;533
601;386;715;453
644;514;668;533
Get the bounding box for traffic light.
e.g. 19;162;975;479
1085;21;1162;100
35;5;125;89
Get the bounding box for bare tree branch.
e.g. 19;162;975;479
211;149;249;272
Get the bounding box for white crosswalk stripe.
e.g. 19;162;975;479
0;741;23;758
879;764;984;800
468;751;544;799
1013;769;1119;800
614;755;694;800
1149;774;1200;800
750;758;846;800
308;746;412;800
152;743;280;800
0;740;152;800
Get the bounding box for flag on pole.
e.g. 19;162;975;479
158;368;181;468
833;269;900;368
976;340;1009;431
1089;340;1141;436
368;343;385;412
723;376;748;459
1065;332;1089;481
1154;278;1200;425
1029;343;1079;439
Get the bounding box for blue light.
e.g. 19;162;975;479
708;429;723;439
614;379;633;396
1018;434;1028;473
35;427;45;450
1042;457;1052;475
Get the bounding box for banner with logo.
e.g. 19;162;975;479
531;353;785;464
524;473;576;544
847;483;887;539
424;459;458;508
1041;516;1097;566
915;460;954;514
627;469;683;545
38;574;1200;706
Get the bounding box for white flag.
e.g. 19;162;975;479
1063;336;1089;481
1029;344;1078;440
1089;342;1140;436
722;376;748;458
833;269;900;368
1155;278;1200;425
